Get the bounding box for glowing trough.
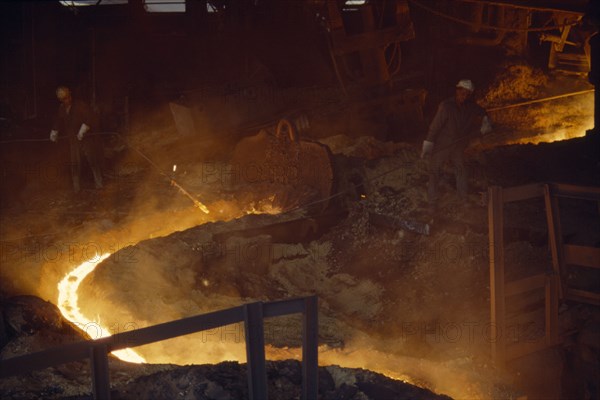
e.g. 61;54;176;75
57;253;146;364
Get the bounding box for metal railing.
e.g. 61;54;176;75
0;296;319;400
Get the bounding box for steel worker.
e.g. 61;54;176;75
50;86;103;192
420;79;492;208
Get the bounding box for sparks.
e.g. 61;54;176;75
57;253;146;364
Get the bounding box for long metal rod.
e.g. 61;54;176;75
487;89;594;112
450;0;586;14
114;133;210;213
408;0;582;32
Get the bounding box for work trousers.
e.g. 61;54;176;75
427;145;467;205
70;137;103;192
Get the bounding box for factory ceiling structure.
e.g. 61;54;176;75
0;0;599;399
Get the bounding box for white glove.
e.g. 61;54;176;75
480;115;493;135
421;140;434;158
77;123;90;141
50;130;58;142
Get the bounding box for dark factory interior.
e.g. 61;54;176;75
0;0;599;399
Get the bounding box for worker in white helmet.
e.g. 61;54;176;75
49;86;103;192
420;79;492;208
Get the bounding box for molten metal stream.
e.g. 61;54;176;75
57;253;146;363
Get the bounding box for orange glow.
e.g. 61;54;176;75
57;253;146;364
506;94;594;145
509;125;590;145
57;250;490;399
54;198;493;397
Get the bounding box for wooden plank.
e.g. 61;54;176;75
544;184;565;299
506;289;545;315
551;183;600;201
90;344;111;400
564;244;600;269
566;288;600;306
505;307;544;329
505;273;547;297
546;275;559;344
501;183;544;203
302;296;319;400
505;336;560;361
488;186;506;365
244;302;268;400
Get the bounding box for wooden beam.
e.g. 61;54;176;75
504;308;544;329
566;288;600;306
564;244;600;269
551;183;600;201
544;184;565;299
505;273;546;297
506;289;545;316
501;183;544;203
488;186;506;365
505;336;560;361
546;275;559;345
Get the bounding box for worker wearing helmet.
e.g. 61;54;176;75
420;79;492;208
49;86;103;192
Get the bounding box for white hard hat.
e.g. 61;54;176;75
56;86;71;101
456;79;474;92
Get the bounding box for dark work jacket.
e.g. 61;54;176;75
52;100;95;142
426;97;487;152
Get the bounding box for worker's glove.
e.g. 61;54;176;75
420;140;434;159
480;115;493;135
49;130;58;142
77;123;90;141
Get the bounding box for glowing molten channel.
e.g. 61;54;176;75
57;253;146;364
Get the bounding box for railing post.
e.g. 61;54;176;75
302;296;319;400
244;302;267;400
89;344;111;400
544;184;565;300
488;186;506;366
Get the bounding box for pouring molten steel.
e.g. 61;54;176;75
57;253;146;364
